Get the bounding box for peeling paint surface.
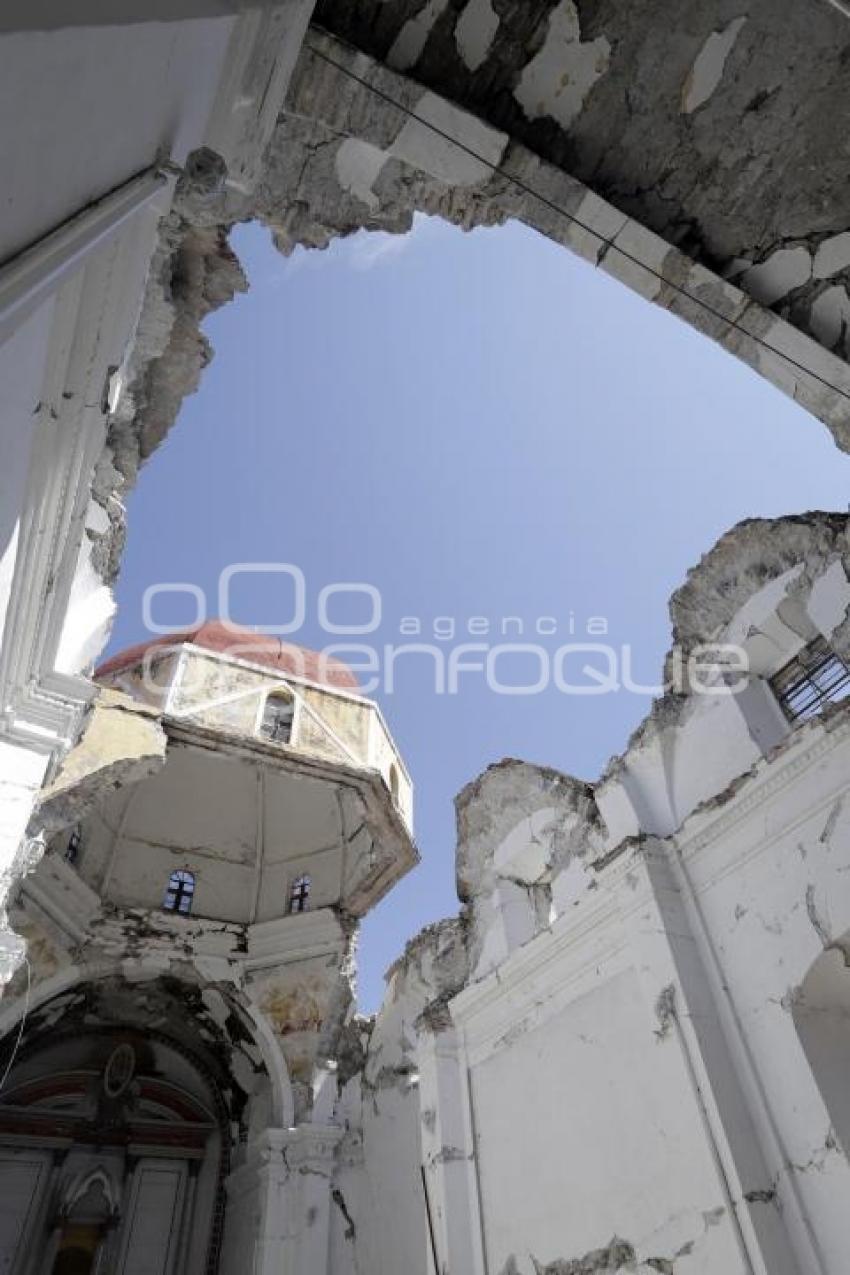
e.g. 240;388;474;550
454;0;500;72
810;285;850;353
514;1;610;131
742;245;812;307
814;232;850;281
387;0;451;72
681;16;747;114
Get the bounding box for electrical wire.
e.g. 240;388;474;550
305;31;850;408
0;955;31;1094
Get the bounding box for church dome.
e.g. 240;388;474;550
95;620;360;690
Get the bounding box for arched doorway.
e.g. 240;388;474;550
0;986;240;1275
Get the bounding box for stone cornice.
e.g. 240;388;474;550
450;887;629;1064
674;710;850;865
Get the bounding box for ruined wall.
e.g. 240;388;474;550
250;29;850;447
108;0;850;520
331;918;470;1275
314;0;850;352
329;514;850;1275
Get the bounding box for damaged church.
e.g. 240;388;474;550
1;1;850;1272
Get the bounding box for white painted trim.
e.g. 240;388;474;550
0;188;176;763
451;890;632;1066
245;907;346;969
163;646;188;717
20;873;94;947
369;699;414;788
667;839;832;1273
289;687;361;766
250;764;265;925
418;1026;488;1275
290;686;304;746
0;167;168;347
675;709;850;864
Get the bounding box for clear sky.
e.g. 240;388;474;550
106;215;850;1009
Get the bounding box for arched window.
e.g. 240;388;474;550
260;691;294;744
65;826;82;865
388;764;400;803
289;875;311;914
163;869;195;915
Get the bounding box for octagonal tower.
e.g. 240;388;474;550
0;623;416;1274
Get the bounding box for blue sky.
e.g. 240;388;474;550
107;215;850;1009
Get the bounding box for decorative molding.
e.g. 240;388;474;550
675;710;850;863
0;182;174;771
246;908;346;970
3;673;95;755
0;166;167;344
451;891;631;1065
20;852;101;945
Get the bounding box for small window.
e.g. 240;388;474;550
388;763;400;803
261;692;294;745
65;826;82;865
289;874;311;914
163;869;195;914
770;636;850;723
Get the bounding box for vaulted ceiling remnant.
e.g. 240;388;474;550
314;0;849;278
111;0;850;499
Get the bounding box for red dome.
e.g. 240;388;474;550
95;621;360;690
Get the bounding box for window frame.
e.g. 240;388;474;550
163;868;196;915
65;826;82;865
770;636;850;724
256;687;298;746
288;874;311;915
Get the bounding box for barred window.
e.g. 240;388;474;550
770;637;850;723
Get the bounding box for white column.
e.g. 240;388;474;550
417;1022;486;1275
222;1131;294;1275
222;1125;343;1275
617;840;806;1275
282;1124;343;1275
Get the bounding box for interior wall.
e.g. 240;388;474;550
469;967;744;1274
